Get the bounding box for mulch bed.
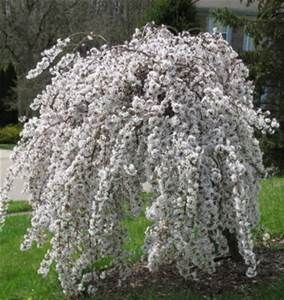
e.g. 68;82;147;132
97;247;284;299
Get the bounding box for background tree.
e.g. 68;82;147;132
0;0;151;117
213;0;284;170
0;0;75;116
143;0;200;33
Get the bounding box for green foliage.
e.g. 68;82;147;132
213;1;284;94
258;134;284;173
0;64;17;112
144;0;199;33
0;124;21;144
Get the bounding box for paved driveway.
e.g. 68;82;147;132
0;150;29;200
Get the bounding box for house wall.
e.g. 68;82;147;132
196;2;256;52
196;0;258;14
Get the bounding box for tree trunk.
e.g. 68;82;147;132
223;228;243;262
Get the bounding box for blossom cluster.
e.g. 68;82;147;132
26;37;71;79
0;25;279;296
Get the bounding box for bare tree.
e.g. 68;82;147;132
0;0;151;116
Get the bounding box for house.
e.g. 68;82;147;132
196;0;258;52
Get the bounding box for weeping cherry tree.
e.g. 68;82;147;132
0;25;279;296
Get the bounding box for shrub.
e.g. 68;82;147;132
0;124;21;144
0;25;278;297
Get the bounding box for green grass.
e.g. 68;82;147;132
0;215;63;300
2;215;284;300
1;177;284;299
0;143;15;150
124;215;152;262
7;201;32;214
259;176;284;236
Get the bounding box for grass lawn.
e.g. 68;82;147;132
1;177;283;299
259;176;284;236
7;201;32;214
0;144;15;150
0;215;63;300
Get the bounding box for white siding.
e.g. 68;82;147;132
197;0;258;13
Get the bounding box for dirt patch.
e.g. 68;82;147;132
97;248;284;299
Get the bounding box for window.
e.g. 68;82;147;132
243;33;255;51
208;17;232;44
